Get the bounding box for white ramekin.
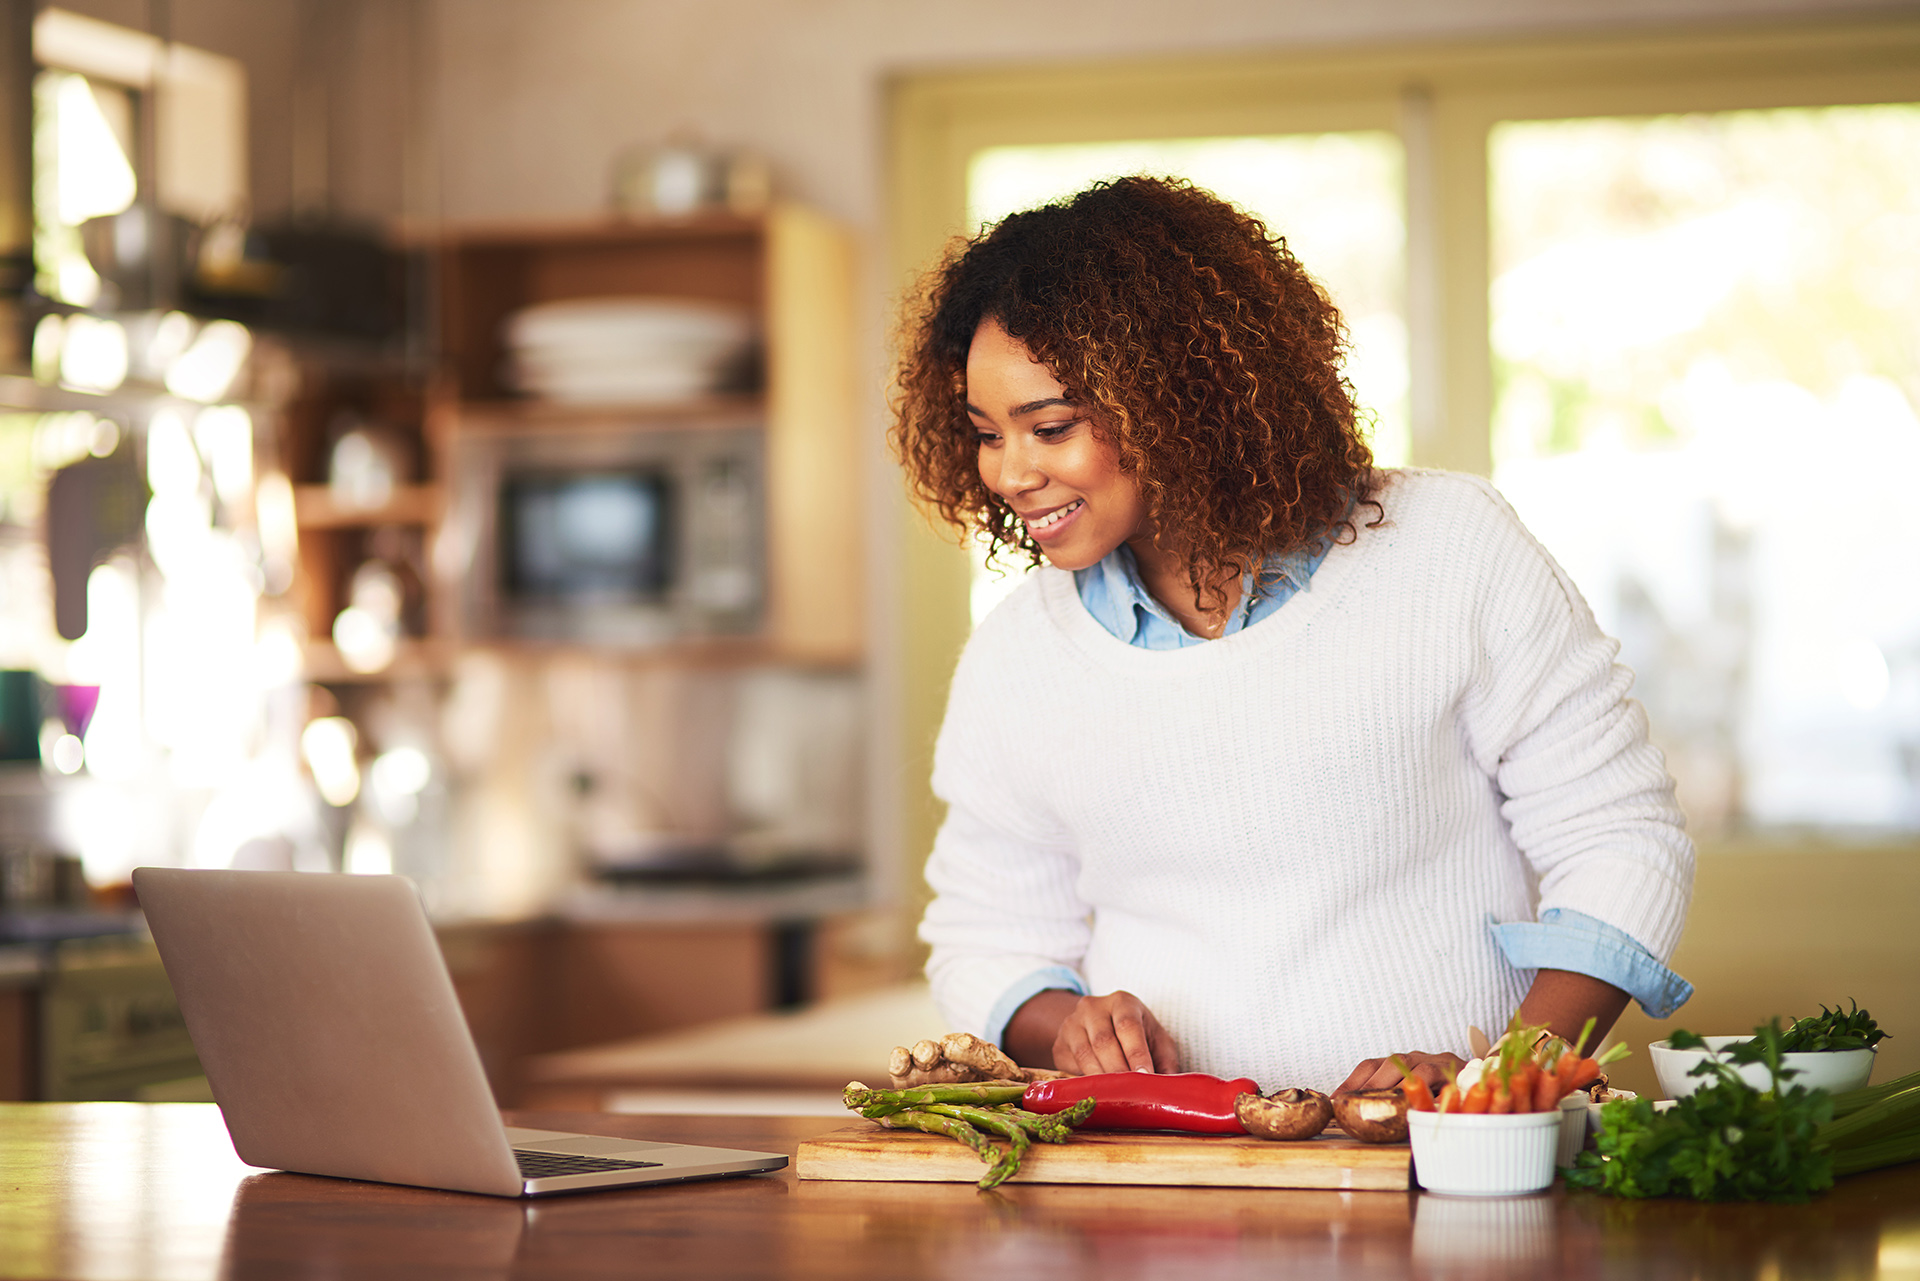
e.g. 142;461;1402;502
1409;1109;1562;1197
1555;1092;1589;1167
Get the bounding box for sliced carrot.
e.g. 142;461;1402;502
1531;1062;1564;1112
1510;1062;1540;1112
1401;1076;1436;1112
1557;1055;1601;1094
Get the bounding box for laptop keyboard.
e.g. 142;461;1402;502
515;1151;666;1179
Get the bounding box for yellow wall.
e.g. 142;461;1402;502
1607;844;1920;1097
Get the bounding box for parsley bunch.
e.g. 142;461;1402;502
1565;1021;1835;1203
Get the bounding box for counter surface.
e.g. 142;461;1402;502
3;1102;1918;1280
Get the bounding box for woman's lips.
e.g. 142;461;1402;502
1022;498;1084;542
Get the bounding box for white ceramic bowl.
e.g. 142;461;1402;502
1409;1109;1561;1197
1648;1037;1876;1100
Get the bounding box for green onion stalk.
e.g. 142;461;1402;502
1819;1070;1920;1177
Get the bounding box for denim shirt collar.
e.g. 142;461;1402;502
1074;539;1327;650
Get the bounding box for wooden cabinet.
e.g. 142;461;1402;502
279;205;861;679
438;918;801;1106
431;207;862;664
27;938;202;1102
277;360;442;682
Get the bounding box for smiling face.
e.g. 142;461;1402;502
967;319;1150;573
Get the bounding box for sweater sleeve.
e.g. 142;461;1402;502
917;601;1094;1044
1455;477;1696;963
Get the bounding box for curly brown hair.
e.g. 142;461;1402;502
891;175;1380;609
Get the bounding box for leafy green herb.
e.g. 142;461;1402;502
1773;1001;1889;1053
1564;1021;1835;1203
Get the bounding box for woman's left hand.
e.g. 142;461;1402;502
1337;1051;1464;1095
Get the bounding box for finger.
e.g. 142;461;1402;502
1399;1052;1463;1091
1359;1062;1405;1092
1084;1020;1137;1075
1148;1018;1182;1074
1337;1059;1385;1094
1111;1010;1157;1072
1052;1024;1095;1076
1076;1007;1139;1075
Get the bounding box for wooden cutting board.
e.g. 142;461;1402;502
796;1121;1411;1190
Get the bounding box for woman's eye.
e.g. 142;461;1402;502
973;430;1001;446
1034;421;1080;440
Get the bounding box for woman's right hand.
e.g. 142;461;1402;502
1006;988;1182;1074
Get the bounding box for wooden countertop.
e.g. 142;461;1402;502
4;1102;1918;1279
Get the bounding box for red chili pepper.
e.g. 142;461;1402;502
1021;1072;1259;1134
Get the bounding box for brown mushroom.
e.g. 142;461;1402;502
1236;1088;1334;1140
1332;1088;1410;1144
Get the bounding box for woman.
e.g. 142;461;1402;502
893;177;1694;1095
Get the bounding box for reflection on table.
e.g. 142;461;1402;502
3;1103;1918;1280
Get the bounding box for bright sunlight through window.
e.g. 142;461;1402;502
1490;104;1920;836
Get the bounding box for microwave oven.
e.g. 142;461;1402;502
443;415;763;646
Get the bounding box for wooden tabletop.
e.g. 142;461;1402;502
4;1102;1919;1280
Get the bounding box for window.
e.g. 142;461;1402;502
1491;106;1920;834
0;10;261;885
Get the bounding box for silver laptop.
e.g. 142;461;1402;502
132;867;787;1197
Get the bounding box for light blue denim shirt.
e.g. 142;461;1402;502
1073;540;1329;647
982;542;1694;1047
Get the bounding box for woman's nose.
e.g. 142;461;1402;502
992;437;1044;495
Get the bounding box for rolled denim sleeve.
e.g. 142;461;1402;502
984;965;1089;1049
1492;908;1694;1019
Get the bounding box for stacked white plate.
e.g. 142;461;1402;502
503;296;755;404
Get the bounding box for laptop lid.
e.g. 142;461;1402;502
135;867;535;1196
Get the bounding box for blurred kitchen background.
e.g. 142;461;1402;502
0;0;1915;1109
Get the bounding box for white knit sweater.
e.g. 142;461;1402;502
919;469;1694;1094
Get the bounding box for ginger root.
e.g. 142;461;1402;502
886;1031;1072;1087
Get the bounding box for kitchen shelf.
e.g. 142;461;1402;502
447;394;764;435
426;210;763;249
293;484;444;529
434;205;863;664
0;374;263;419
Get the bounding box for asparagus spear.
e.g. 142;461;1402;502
843;1081;1030;1115
918;1103;1070;1189
876;1109;999;1165
917;1098;1094;1144
843;1080;1099;1190
980;1126;1029;1190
